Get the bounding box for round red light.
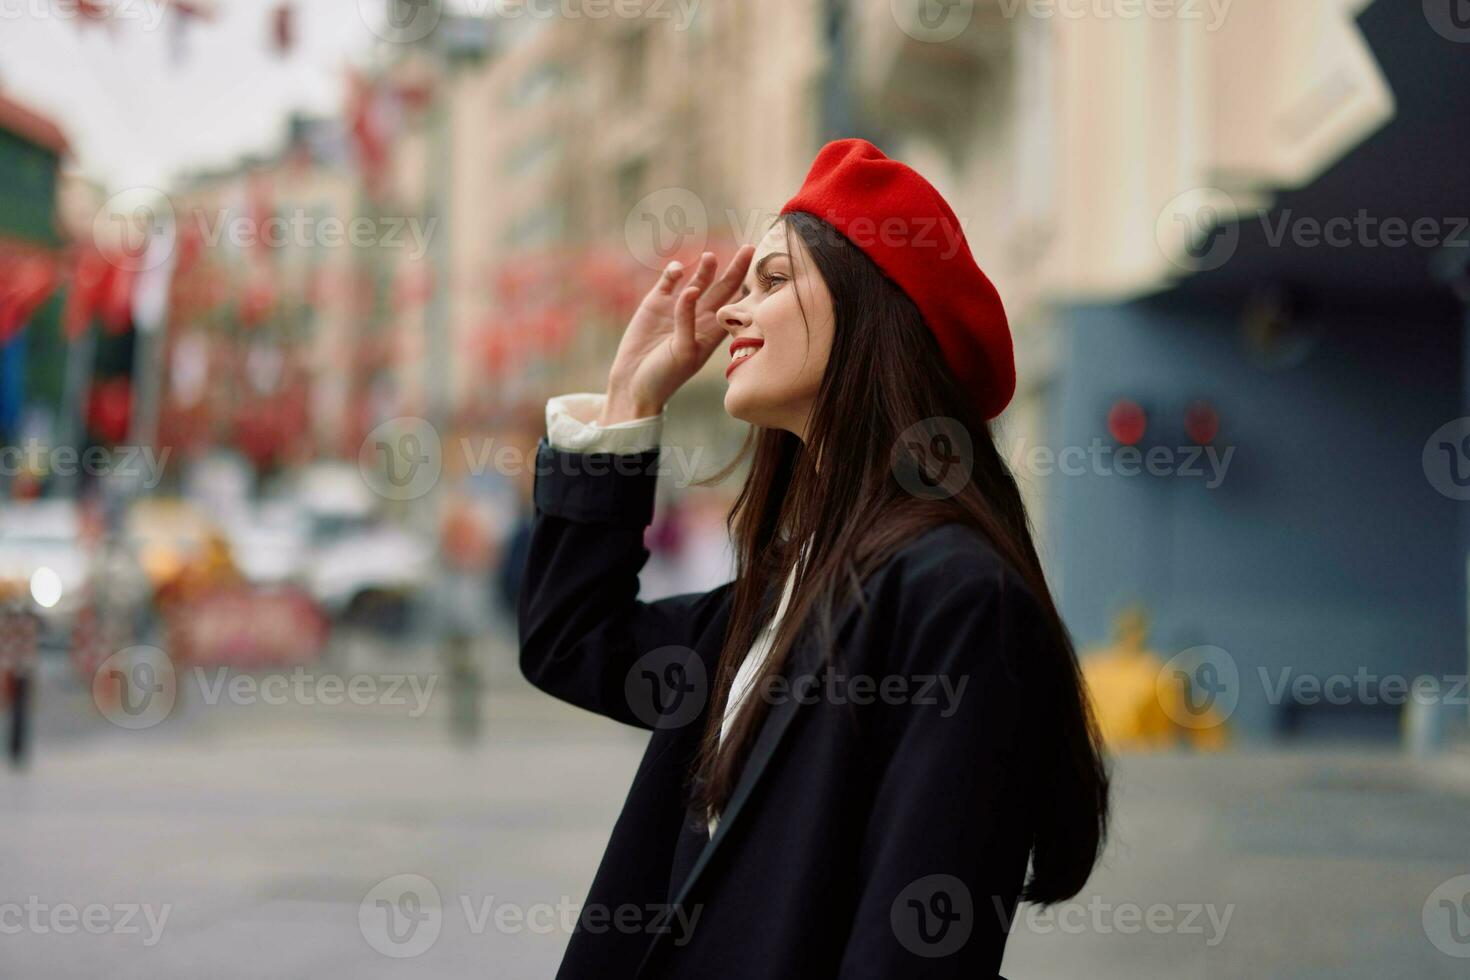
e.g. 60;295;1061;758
1184;400;1220;445
1107;399;1147;446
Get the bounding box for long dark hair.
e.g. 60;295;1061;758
690;211;1110;905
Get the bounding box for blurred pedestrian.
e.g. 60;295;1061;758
0;578;37;769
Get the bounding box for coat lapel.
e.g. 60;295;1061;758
637;588;866;976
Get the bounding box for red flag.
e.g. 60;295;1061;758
62;247;113;340
0;255;59;343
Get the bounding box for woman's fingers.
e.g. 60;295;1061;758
671;283;703;362
683;251;718;293
701;244;755;311
649;260;686;298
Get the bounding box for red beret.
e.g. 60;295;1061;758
780;138;1015;420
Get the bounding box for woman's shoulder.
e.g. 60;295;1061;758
847;521;1048;674
874;521;1036;604
864;522;1049;637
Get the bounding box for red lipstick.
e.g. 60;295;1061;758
726;338;763;379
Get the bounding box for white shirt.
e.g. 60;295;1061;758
545;393;796;836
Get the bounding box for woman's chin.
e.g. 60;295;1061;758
723;387;757;424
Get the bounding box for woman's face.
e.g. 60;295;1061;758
716;222;834;440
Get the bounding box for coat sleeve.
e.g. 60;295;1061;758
836;557;1039;979
516;438;733;730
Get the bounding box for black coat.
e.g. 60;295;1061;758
518;441;1046;979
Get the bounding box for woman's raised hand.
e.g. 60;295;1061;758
598;246;756;425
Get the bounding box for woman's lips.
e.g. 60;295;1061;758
726;340;763;379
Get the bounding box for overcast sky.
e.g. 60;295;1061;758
0;0;391;191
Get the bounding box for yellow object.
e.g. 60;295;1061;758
1081;605;1227;752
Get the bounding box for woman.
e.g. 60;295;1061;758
519;139;1110;979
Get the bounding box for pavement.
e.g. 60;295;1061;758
2;633;1468;979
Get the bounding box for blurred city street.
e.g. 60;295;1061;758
2;0;1470;976
3;630;1468;979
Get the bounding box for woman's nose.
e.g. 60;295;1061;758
717;299;751;336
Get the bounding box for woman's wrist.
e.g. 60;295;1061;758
598;389;663;426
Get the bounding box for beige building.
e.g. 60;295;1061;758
372;1;831;470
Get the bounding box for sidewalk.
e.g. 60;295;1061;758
3;651;1468;978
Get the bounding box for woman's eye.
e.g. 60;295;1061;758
759;273;787;291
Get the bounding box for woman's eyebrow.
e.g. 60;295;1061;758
739;251;792;297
